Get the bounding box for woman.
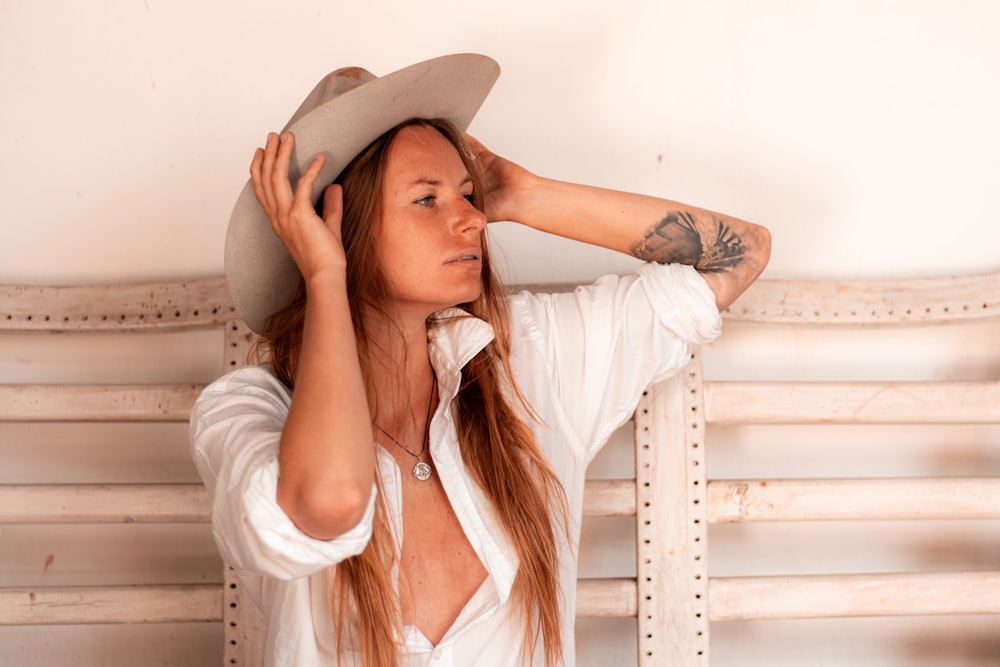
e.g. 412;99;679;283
191;54;769;667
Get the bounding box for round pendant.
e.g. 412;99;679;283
412;461;432;481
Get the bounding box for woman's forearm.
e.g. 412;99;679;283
507;175;771;311
276;272;376;540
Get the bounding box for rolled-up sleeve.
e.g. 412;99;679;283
510;263;722;462
189;366;375;580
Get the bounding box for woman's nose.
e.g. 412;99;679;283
452;197;487;235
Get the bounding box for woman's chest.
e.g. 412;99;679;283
397;473;488;644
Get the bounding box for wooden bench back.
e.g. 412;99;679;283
1;272;997;665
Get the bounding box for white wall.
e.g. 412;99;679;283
5;0;999;285
2;1;998;665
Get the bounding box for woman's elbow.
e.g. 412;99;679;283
754;225;771;268
277;479;372;541
711;223;771;312
750;223;772;277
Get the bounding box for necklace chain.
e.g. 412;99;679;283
374;423;425;458
373;375;437;481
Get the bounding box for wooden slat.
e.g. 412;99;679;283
0;278;234;333
705;380;1000;424
709;571;1000;621
582;479;636;516
0;584;222;625
0;384;202;422
0;579;635;626
12;571;998;625
575;578;637;618
0;480;637;522
722;271;1000;326
6;272;1000;332
0;479;636;523
0;484;210;524
707;478;1000;522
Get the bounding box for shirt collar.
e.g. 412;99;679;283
426;307;496;396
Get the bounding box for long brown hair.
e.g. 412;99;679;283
255;118;567;667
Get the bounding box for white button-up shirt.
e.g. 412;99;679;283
190;263;721;666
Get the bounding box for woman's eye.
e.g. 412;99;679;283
416;195;435;206
463;193;476;204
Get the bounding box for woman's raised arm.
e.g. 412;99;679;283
468;136;771;312
252;132;376;540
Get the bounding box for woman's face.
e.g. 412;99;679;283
376;124;487;318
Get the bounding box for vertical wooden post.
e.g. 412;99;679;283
223;318;256;374
222;317;266;667
634;353;710;666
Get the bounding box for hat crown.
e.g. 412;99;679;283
284;67;377;130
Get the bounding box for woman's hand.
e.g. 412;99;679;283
464;134;537;224
250;132;346;283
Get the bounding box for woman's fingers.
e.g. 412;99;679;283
270;132;296;213
246;131;347;279
250;132;282;216
462;132;534;224
250;132;323;228
295;150;326;209
321;183;344;236
249;146;267;210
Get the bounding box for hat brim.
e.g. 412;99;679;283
225;53;500;333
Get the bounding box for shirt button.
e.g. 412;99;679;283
431;648;442;660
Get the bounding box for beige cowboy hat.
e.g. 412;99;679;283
225;53;500;333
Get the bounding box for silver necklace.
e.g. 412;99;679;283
374;375;436;481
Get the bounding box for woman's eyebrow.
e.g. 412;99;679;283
407;174;473;188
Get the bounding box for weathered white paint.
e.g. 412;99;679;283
2;273;998;664
709;572;1000;621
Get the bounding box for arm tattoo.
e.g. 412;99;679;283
630;211;746;273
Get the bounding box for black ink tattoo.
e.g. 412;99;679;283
630;211;745;273
630;211;702;264
702;219;746;272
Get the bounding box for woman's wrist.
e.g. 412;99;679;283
494;170;547;226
